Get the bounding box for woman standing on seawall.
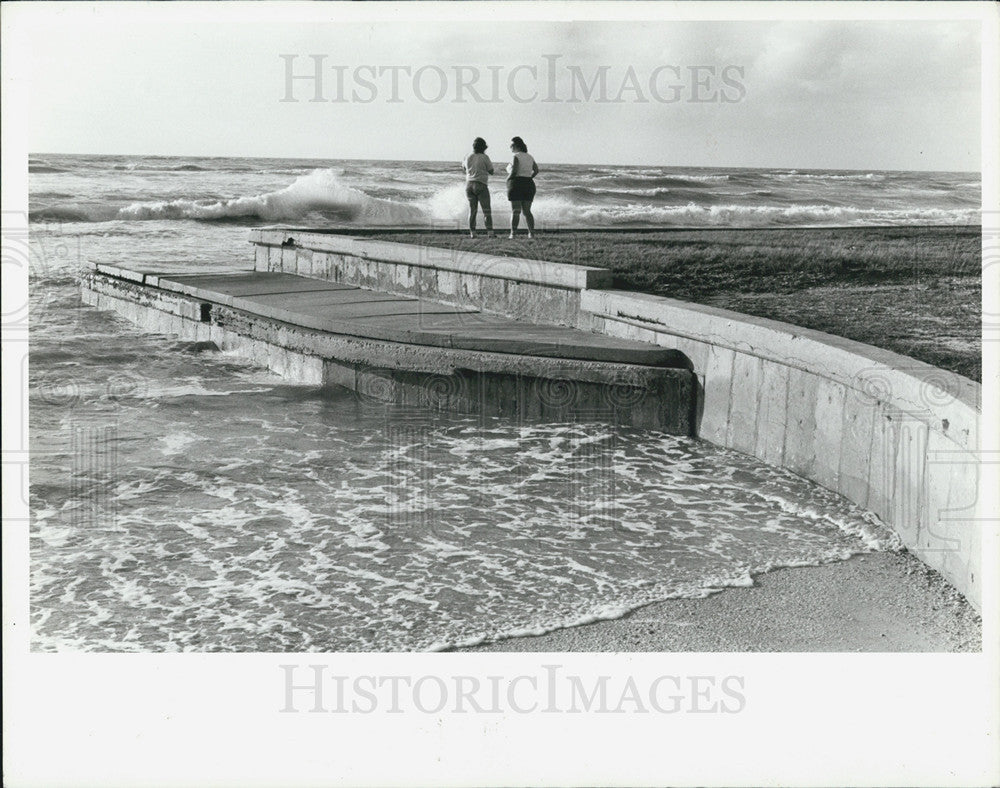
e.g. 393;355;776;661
463;137;495;238
506;136;538;239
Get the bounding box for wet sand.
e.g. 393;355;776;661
462;550;981;652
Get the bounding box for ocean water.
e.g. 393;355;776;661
28;153;971;652
29;153;979;229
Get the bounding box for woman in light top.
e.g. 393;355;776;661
506;136;538;239
462;137;494;238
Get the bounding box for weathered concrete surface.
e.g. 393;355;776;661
153;271;687;367
579;288;983;611
82;267;693;434
248;229;612;288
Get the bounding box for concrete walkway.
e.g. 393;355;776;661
134;269;687;368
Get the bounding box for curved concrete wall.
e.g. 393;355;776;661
249;231;983;610
580;290;982;611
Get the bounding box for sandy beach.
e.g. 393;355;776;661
462;550;981;652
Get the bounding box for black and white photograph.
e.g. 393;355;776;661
3;1;998;785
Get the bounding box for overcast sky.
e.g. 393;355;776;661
14;5;983;171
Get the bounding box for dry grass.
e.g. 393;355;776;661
369;227;981;381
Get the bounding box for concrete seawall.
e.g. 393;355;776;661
249;229;605;326
252;230;983;610
82;265;693;433
581;290;982;611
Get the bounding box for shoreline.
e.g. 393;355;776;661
272;223;979;235
459;550;981;653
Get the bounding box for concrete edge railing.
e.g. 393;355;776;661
249;229;613;289
244;232;983;610
249;228;610;326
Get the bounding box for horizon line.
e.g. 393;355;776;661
28;152;982;176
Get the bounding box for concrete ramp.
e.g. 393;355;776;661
157;271;687;367
83;265;694;433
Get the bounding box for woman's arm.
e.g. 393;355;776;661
531;161;539;177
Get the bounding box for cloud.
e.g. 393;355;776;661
21;12;981;169
749;21;979;102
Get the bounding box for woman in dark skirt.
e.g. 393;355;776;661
506;136;539;238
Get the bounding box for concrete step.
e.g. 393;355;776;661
151;271;686;369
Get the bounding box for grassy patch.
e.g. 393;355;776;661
369;227;981;381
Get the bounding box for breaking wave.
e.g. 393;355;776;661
530;201;979;227
116;169;428;223
769;171;888;181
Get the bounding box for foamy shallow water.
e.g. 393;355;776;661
31;396;901;651
29;305;902;651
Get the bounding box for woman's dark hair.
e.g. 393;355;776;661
511;136;527;153
472;137;488;153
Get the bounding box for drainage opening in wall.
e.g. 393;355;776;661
200;303;212;323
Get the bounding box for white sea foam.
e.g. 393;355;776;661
158;431;200;456
770;171;886;181
117;168;427;224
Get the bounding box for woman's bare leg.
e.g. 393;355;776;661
510;202;521;237
522;203;535;236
